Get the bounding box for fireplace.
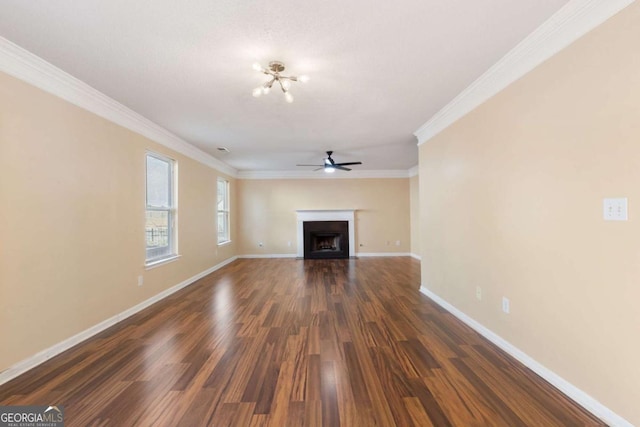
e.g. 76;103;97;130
312;234;340;251
304;221;349;259
296;210;356;258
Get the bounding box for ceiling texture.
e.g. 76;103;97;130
0;0;569;172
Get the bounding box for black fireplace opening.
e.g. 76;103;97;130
303;220;349;259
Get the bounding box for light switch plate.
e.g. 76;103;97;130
603;198;628;221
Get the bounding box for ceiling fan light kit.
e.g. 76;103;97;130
252;61;309;103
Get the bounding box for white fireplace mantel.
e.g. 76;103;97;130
296;210;356;258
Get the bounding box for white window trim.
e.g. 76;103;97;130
217;177;231;245
145;151;178;266
144;254;181;270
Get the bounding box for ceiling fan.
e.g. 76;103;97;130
297;151;363;173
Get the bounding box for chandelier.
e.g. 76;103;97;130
252;61;309;103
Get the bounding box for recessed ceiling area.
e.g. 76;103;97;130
0;0;569;171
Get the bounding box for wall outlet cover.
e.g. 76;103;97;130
502;297;510;314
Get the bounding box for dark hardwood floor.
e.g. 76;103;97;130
0;258;605;426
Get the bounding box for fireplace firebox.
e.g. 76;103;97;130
303;221;349;259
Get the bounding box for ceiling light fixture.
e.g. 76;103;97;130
252;61;309;103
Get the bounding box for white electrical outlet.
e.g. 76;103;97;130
476;286;482;300
137;275;143;287
395;240;400;246
603;198;628;221
502;297;510;314
287;241;291;247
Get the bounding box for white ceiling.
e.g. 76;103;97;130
0;0;569;172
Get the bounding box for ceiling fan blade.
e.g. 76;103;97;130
334;165;351;171
296;164;324;167
313;167;324;171
334;162;362;166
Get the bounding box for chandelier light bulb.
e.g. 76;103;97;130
298;75;310;83
252;62;263;72
285;92;294;103
262;86;271;95
281;79;291;90
252;87;263;97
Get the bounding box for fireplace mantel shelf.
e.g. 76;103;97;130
296;209;356;214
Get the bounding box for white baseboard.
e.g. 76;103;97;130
410;253;421;260
238;253;413;259
418;286;632;427
237;254;297;259
0;256;238;386
356;252;412;257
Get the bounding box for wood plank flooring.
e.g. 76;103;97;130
0;258;605;426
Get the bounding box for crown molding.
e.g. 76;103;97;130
0;37;238;177
408;165;419;177
237;169;413;180
414;0;634;146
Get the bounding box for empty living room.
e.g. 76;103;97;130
1;1;638;426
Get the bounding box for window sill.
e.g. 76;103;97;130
145;254;181;270
218;240;232;247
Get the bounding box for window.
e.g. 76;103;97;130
217;178;230;244
145;152;176;264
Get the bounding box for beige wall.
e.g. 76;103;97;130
0;71;237;371
409;174;420;257
237;178;410;255
419;3;640;424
